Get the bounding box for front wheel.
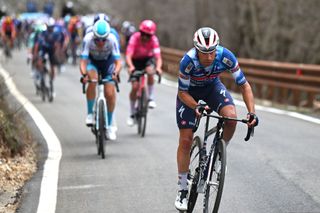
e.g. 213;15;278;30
97;100;106;159
137;89;148;137
187;136;202;212
204;139;226;213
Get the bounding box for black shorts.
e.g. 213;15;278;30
132;57;155;71
176;80;235;129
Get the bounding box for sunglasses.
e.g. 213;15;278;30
94;38;107;43
140;31;152;38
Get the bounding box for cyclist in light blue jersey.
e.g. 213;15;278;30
174;27;259;211
80;18;121;140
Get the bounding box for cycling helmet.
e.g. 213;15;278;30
47;17;55;27
93;13;110;24
93;19;110;39
193;27;219;53
139;20;156;35
4;16;12;24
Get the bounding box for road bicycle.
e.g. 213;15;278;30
34;59;53;102
82;74;119;159
128;70;161;137
187;105;255;213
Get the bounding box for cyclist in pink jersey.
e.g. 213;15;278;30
125;19;163;126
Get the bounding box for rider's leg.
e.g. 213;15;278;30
86;70;97;115
219;105;237;143
145;65;155;101
104;83;116;126
175;128;193;210
129;81;139;115
177;128;194;190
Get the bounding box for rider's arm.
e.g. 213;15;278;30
178;90;198;110
177;54;197;109
79;34;91;76
113;59;122;76
80;59;88;76
155;56;162;73
240;82;255;114
125;33;137;73
153;36;162;73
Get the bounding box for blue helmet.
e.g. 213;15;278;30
93;19;110;39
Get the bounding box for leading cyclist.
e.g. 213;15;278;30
174;27;259;211
80;18;121;140
125;19;163;126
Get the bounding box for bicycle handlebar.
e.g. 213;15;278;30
193;111;255;141
128;70;162;83
81;78;120;93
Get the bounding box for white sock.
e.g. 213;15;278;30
178;172;188;191
148;84;154;101
130;99;136;116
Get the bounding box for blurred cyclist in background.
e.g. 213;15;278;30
33;17;62;100
125;19;162;126
121;20;136;49
80;18;121;140
1;16;16;56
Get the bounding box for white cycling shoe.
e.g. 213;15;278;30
148;100;157;109
107;127;117;141
126;115;136;127
85;114;93;126
175;190;188;211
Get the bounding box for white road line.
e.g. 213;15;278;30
0;66;62;213
161;76;320;125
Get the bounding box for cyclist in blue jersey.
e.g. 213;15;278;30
80;18;121;141
34;17;62;98
174;27;259;211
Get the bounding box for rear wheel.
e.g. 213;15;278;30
187;136;202;212
204;139;226;213
98;100;106;159
140;89;148;137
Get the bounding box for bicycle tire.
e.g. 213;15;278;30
137;94;142;135
204;139;226;213
187;136;202;213
40;77;46;102
140;89;148;137
98;100;106;159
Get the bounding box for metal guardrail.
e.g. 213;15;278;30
161;47;320;109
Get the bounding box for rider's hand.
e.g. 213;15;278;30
247;113;259;127
156;68;162;75
80;74;88;84
195;100;210;117
128;66;135;75
112;72;120;82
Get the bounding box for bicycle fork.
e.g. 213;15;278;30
95;84;108;131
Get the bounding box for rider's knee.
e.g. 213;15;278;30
179;136;193;151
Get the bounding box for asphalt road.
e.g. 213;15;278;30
2;49;320;213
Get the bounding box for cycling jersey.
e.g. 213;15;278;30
178;46;246;91
1;21;15;35
80;31;120;61
176;46;246;129
126;31;161;59
80;31;120;80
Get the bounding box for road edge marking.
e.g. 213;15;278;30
0;66;61;213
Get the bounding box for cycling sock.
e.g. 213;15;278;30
178;172;188;191
107;111;113;126
148;84;154;100
130;100;136;115
87;99;95;114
